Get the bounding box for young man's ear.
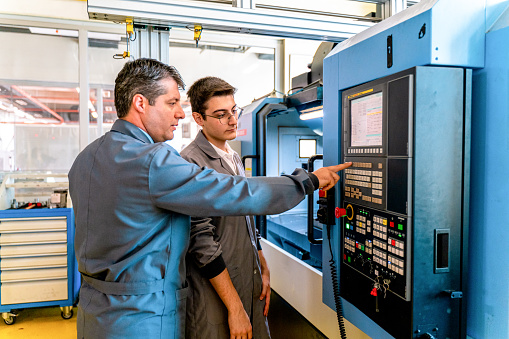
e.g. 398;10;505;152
192;112;205;126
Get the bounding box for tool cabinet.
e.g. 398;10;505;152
0;208;79;325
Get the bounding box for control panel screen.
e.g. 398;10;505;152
351;92;383;147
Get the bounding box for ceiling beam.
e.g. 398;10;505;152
88;0;375;42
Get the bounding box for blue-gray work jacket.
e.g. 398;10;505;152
68;119;316;338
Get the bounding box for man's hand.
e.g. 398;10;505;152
209;269;253;339
312;162;352;191
258;250;271;316
228;306;252;339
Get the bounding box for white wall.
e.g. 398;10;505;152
169;45;275;107
0;0;89;21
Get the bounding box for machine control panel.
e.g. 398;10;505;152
335;64;468;339
342;201;410;300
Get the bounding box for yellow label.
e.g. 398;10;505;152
347;88;374;100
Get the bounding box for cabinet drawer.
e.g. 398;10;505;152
0;267;67;283
1;255;67;270
0;217;67;233
1;279;68;305
0;231;67;245
0;243;67;258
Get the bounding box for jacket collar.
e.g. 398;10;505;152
195;130;239;175
111;119;154;144
194;130;221;159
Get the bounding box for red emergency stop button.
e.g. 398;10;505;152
319;189;326;198
335;207;347;218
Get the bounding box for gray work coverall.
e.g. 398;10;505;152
181;130;270;339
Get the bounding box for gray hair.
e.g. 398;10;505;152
114;58;185;118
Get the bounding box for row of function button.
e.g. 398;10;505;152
347;238;404;259
344;185;383;204
345;177;383;190
349;162;384;169
348;148;383;154
345;169;383;177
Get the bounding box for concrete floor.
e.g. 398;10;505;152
0;307;76;338
0;292;325;339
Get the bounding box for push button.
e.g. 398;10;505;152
335;207;347;218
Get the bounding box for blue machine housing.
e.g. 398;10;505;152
236;97;283;178
323;0;487;337
328;0;484;92
469;7;509;338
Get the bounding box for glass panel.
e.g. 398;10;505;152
100;88;117;124
0;27;79;172
88;29;126;136
0;82;80;172
299;139;317;158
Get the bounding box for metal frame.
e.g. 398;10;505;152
132;26;170;64
88;0;375;42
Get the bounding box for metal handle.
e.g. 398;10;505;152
2;264;68;271
0;216;67;222
241;155;259;171
1;276;68;283
1;252;67;259
307;154;323;244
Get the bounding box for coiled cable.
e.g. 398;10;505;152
328;224;348;339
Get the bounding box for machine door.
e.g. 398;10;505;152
266;126;323;268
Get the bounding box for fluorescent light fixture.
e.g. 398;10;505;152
299;105;324;120
29;28;122;41
88;32;122;41
29;27;78;37
169;38;241;49
299;109;323;120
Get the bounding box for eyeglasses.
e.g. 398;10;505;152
201;107;244;125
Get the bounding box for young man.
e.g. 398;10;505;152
69;59;351;339
181;77;269;339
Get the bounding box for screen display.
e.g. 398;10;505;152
351;92;383;147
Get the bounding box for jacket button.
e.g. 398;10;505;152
254;269;257;274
